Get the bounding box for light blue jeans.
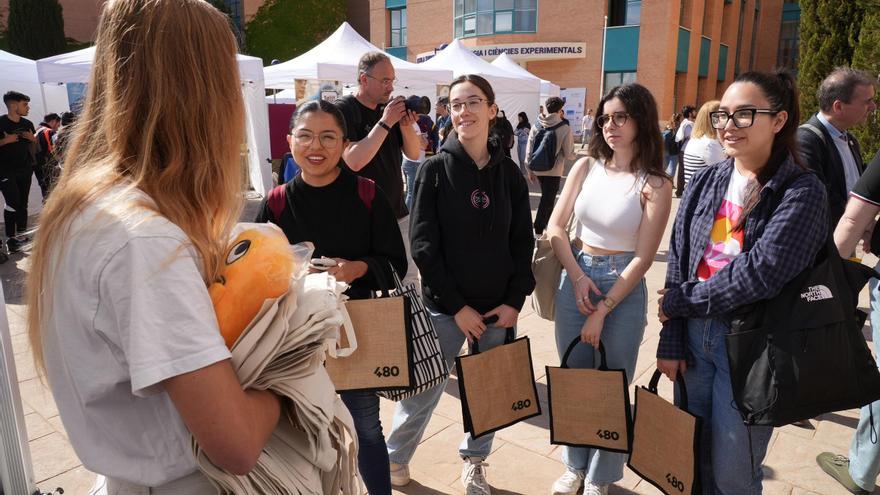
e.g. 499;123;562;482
848;271;880;491
678;318;773;494
554;250;647;484
386;309;515;463
402;159;419;212
664;153;677;176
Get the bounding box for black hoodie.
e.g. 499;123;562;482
410;132;536;315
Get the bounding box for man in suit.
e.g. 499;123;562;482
798;67;877;229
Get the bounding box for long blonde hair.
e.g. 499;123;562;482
691;100;721;139
27;0;245;375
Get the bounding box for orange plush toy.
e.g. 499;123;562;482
209;225;295;348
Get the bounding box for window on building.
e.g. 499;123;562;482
604;72;636;94
609;0;641;26
454;0;537;38
776;19;799;72
390;8;407;47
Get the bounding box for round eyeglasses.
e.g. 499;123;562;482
596;112;629;128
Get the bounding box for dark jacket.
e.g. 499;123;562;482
657;155;828;360
797;114;864;228
410;133;536;315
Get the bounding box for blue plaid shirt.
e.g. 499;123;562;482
657;155;828;360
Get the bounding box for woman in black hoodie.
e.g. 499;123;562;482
385;74;536;494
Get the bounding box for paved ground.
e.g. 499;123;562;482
4;162;877;494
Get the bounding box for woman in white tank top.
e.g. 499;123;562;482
545;84;673;495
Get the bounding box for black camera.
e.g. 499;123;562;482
404;95;431;116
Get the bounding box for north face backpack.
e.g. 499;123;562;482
527;121;566;172
726;213;880;426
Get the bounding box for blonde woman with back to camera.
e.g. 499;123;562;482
681;100;727;187
25;1;282;493
546;83;673;495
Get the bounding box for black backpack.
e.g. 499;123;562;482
726;180;880;426
663;129;680;156
528;121;566;172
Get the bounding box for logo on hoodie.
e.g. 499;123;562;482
471;189;490;209
800;285;833;302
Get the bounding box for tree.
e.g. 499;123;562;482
245;0;346;65
850;0;880;163
797;0;864;118
7;0;66;59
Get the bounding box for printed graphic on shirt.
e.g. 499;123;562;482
697;169;750;281
471;189;490;209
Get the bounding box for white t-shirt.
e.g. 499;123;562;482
697;167;750;281
41;186;231;487
582;114;594;130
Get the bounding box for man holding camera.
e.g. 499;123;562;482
335;51;422;288
0;91;37;253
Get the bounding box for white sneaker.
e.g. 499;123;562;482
582;479;609;495
551;469;585;495
390;462;410;487
461;456;491;495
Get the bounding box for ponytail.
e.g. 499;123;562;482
731;69;803;232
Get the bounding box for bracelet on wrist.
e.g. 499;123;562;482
377;121;391;132
574;273;586;284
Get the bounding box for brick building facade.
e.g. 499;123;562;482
369;0;801;116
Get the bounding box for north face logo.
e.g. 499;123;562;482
800;285;833;302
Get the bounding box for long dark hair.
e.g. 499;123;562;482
516;111;530;130
588;83;664;178
729;70;802;232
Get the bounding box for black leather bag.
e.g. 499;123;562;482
726;237;880;426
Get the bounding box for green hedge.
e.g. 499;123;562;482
245;0;346;65
7;0;66;59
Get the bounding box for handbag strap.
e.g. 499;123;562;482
471;327;516;354
648;368;689;410
560;336;608;370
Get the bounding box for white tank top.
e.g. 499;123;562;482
574;159;646;251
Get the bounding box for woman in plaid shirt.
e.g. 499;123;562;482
656;70;828;493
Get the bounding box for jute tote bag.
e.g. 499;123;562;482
456;328;541;438
547;338;632;452
628;369;701;495
326;294;414;392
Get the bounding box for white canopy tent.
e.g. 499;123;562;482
490;53;560;101
263;22;452;107
421;39;541;129
37;48;273;196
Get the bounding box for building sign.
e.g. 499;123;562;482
417;42;586;63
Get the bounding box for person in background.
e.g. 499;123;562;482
527;96;575;236
256;100;407;495
34;113;61;200
657;70;827;494
492;110;515;158
385;74;535;495
673;105;695;197
662;113;682;177
547;83;672;495
436;96;450;145
0;91;36;253
403;96;434;212
334;51;422;290
798;66;876;230
53;111;76;167
682;100;726;186
580;108;594;149
515;111;531;175
26;1;283;493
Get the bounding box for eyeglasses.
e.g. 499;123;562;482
292;131;341;150
710;108;779;129
596;112;629;128
449;98;487;114
363;73;397;87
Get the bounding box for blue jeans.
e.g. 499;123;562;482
849;271;880;491
340;390;391;494
386;309;515;463
554;250;647;484
678;318;773;494
402;159;419;212
517;138;528;175
664;154;677;176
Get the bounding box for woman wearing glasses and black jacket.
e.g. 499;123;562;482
384;74;535;494
657;71;827;493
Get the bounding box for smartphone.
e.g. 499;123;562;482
310;257;337;271
482;315;499;325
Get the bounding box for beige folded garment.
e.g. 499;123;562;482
193;272;359;494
